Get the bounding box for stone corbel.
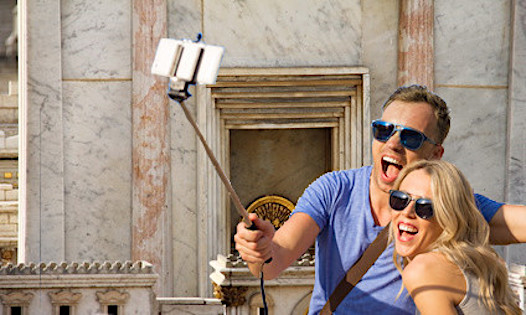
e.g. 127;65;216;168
212;283;248;307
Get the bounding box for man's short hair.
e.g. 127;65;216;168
383;85;451;144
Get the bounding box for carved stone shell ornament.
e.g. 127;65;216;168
246;195;295;229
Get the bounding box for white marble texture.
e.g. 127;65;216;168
506;0;526;264
361;0;399;120
203;0;362;67
434;0;510;86
439;87;507;201
62;81;132;261
61;0;131;79
169;97;199;297
23;0;66;263
508;0;526;206
166;2;201;296
168;0;202;39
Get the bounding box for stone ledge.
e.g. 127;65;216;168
0;261;159;290
0;260;155;275
157;297;223;305
210;254;315;287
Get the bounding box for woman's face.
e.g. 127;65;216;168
392;169;443;260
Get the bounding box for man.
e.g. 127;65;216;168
234;85;526;314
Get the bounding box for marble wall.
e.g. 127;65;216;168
19;0;526;301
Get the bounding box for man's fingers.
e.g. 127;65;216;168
235;238;273;263
234;213;275;263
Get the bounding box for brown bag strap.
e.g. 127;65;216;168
320;223;391;314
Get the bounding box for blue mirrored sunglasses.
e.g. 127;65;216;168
371;120;437;150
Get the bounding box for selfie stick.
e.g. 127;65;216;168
151;35;271;315
151;35;253;228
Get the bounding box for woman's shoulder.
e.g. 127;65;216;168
403;251;466;305
403;252;461;288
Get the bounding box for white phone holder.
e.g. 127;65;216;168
151;34;224;101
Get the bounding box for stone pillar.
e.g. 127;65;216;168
18;0;66;263
131;0;173;295
397;0;434;90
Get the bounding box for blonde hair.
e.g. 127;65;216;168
391;160;520;314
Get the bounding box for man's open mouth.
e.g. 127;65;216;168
382;156;403;181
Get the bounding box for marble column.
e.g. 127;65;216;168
132;0;173;295
18;0;65;263
398;0;434;90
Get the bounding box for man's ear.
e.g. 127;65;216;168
433;145;445;160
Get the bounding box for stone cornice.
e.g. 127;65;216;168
210;254;315;287
0;261;158;289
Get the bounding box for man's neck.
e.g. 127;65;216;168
369;180;392;227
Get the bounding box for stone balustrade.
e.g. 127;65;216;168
0;260;158;314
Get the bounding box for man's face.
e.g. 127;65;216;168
371;101;443;194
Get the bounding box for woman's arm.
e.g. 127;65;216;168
402;252;465;315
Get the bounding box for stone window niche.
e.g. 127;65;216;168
0;292;33;315
249;292;274;315
48;290;82;315
195;67;370;280
96;290;129;315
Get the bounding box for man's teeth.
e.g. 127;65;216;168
383;156;401;166
399;223;417;233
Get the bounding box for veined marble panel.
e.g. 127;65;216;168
204;0;362;67
168;0;202;39
169;96;199;297
23;0;66;263
508;0;526;205
362;0;399;121
62;81;132;261
434;0;510;86
438;87;507;201
506;0;526;264
61;0;131;79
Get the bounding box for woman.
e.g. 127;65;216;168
390;160;520;314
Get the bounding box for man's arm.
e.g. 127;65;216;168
489;204;526;245
234;212;320;279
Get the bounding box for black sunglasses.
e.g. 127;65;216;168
389;190;434;219
371;120;437;150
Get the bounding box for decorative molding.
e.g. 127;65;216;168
96;289;130;305
96;289;130;315
0;261;158;289
0;260;154;275
246;195;295;229
210;254;315;288
48;290;82;305
49;290;82;315
0;291;33;306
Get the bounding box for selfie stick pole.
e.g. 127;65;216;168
169;91;252;228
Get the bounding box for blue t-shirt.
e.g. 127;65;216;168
292;166;503;314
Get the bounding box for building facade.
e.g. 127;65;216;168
0;0;525;313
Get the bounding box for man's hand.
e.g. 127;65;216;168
234;213;275;265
